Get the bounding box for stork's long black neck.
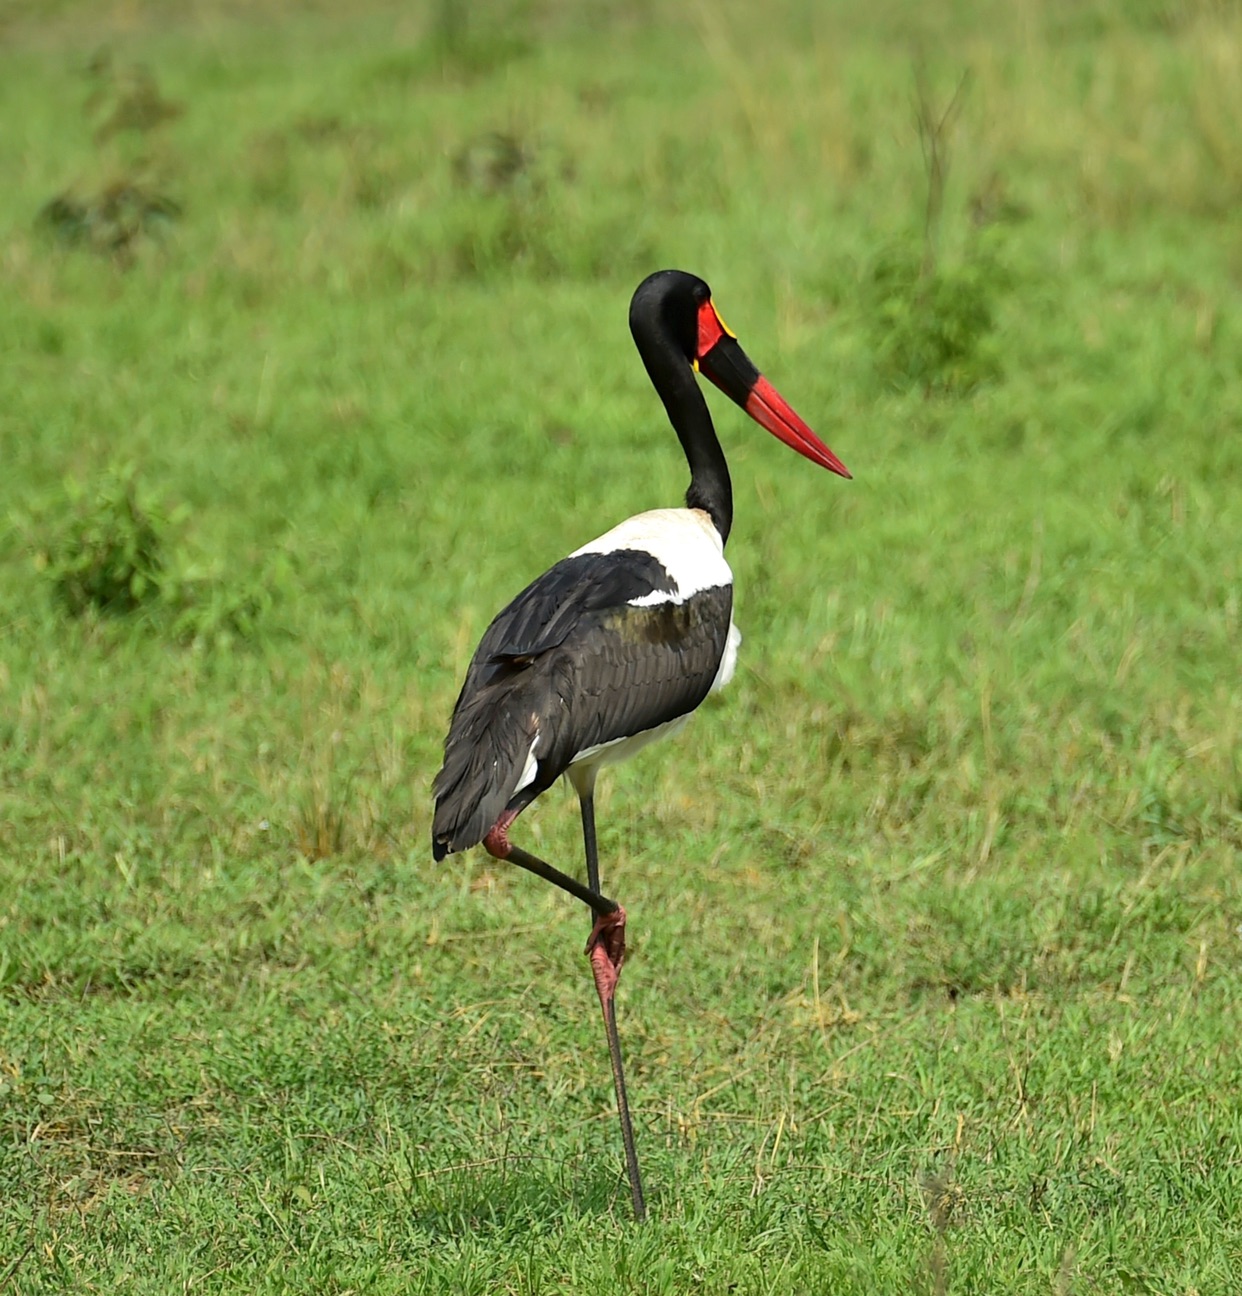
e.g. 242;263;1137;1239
630;307;733;546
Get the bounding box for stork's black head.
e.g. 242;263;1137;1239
628;269;711;364
627;268;852;480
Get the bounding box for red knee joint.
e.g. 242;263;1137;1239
586;906;628;1006
482;812;517;859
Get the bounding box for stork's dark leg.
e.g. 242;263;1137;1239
581;790;601;895
483;804;648;1222
579;791;648;1223
486;843;616;917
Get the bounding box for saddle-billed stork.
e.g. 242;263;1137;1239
432;269;850;1220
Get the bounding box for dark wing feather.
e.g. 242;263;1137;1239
536;588;733;773
432;549;730;859
461;550;677;692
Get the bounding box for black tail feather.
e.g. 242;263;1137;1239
431;665;556;858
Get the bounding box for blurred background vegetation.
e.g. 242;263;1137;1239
0;0;1239;1291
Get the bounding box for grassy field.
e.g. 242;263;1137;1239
1;0;1240;1290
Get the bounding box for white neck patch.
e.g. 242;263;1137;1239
570;508;732;604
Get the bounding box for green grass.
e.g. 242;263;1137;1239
1;0;1240;1291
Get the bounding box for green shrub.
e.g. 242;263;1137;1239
18;464;275;646
37;181;181;261
29;463;174;616
865;242;1005;394
35;54;182;264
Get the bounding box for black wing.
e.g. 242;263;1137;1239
534;583;732;770
459;550;678;693
432;549;732;857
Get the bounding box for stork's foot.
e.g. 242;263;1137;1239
585;905;627;1007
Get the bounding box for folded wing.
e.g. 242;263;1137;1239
432;548;732;858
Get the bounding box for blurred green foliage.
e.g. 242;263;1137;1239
864;242;1005;392
0;0;1239;1291
22;462;174;616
